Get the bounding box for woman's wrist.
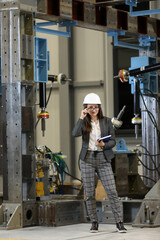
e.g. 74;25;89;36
101;142;105;149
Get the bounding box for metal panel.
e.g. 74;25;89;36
38;200;85;226
34;2;160;38
1;8;36;206
0;0;19;10
2;83;22;202
128;15;137;33
37;0;47;14
84;2;95;25
22;107;34;132
20;13;33;35
102;200;116;224
0;203;22;229
20;0;37;12
60;0;72;19
1;10;21;84
123;200;142;223
21;34;34;59
113;153;149;198
23;201;37;227
141;96;160;187
134;200;160;227
114;154;129;195
147;18;157;37
107;7;117;29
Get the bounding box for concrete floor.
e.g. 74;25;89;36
0;224;160;240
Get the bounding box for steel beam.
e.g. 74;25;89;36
35;1;160;39
0;1;36;229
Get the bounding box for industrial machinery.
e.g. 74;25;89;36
0;0;160;230
117;62;160;138
114;58;160;226
111;105;126;129
35;145;69;197
36;73;71;136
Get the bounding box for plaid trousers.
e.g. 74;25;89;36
80;151;122;223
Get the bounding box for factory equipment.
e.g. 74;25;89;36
36;73;71;136
116;62;160;138
35;146;69;198
34;35;71;136
114;57;160;226
111;105;126;129
0;0;160;230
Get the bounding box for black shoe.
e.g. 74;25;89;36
116;222;127;233
90;222;99;233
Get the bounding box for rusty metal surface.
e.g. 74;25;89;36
35;1;160;39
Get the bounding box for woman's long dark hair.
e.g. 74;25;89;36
83;104;104;135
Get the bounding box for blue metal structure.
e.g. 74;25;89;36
114;138;132;153
34;20;77;38
139;36;156;47
34;20;77;83
107;30;147;50
129;56;158;94
34;37;48;83
109;30;158;94
125;0;160;17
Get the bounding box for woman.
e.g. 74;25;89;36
72;93;127;233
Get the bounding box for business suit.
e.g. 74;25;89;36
72;116;122;223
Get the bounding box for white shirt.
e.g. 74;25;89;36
88;120;102;151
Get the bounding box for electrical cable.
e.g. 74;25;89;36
45;145;82;183
46;82;53;107
138;144;160;175
138;85;154;119
140;88;155;96
140;152;160;157
60;185;81;191
137;157;160;172
140;175;156;183
140;91;158;130
141;109;158;130
52;157;82;183
138;85;159;134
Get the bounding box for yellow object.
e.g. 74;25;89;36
36;182;44;196
95;180;108;200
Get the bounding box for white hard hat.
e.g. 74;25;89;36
83;93;101;104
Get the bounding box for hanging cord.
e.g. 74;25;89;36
53;160;82;183
45;145;82;183
46;81;53;108
136;144;160;176
140;88;160;104
140;175;156;183
137;157;160;173
140;152;160;157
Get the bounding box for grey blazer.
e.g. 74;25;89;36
72;117;116;162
